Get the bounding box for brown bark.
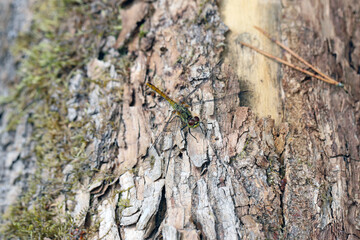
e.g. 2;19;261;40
1;0;359;239
112;0;360;239
280;1;360;239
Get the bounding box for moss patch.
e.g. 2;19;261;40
1;0;128;238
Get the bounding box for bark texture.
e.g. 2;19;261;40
279;1;360;239
0;0;359;239
0;0;33;215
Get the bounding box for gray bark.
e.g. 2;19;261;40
0;0;359;239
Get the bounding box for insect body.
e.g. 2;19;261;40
146;82;200;131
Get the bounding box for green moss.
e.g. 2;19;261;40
150;155;156;168
117;187;134;213
2;195;75;239
228;138;250;164
1;0;128;238
139;24;148;39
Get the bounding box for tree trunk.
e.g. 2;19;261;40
1;0;359;239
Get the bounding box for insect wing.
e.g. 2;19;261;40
162;112;183;133
189;90;251;111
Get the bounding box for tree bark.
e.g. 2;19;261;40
1;0;359;239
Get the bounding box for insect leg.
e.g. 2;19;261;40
188;128;198;142
199;122;206;134
151;111;177;155
169;114;182;125
180;124;187;143
165;144;175;178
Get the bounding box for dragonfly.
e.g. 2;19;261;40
145;61;251;176
145;60;244;152
145;78;220;177
146;60;224;143
146;82;204;141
